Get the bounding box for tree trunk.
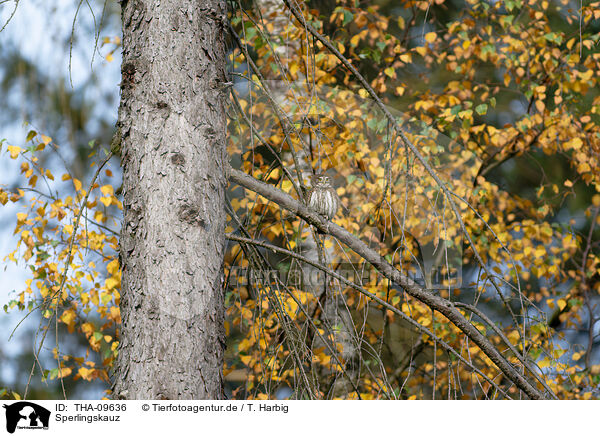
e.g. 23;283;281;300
113;0;228;399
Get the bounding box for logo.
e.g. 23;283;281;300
2;402;50;433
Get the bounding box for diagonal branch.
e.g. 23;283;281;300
282;0;524;348
226;233;510;399
228;165;547;399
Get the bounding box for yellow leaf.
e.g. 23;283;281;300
7;145;22;159
57;367;72;379
107;259;120;275
73;178;82;191
110;306;120;320
415;46;427;56
567;138;583;150
61;309;76;327
458;109;473;119
41;134;52;145
100;197;112;207
424;32;437;43
81;322;94;337
557;299;567;311
535;100;545;113
534;246;546;258
45;169;54;180
577;162;591;173
106;53;114;62
397;16;405;29
78;367;94;381
105;277;120;290
538;357;551;368
580;69;593;81
62;173;72;181
101;185;114;195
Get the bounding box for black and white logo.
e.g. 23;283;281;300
3;402;50;433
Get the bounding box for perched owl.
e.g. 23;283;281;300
307;173;340;220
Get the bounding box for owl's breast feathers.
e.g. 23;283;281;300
308;186;339;220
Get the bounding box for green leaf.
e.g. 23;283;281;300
500;15;514;28
26;130;37;142
481;44;495;55
543;32;563;45
475;104;488;115
342;10;353;26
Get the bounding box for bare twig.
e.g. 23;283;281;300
227;231;512;399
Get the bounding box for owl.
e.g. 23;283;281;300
307;173;340;220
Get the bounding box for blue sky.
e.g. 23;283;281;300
0;0;121;396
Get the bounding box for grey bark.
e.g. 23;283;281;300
113;0;228;399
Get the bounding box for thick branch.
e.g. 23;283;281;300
228;166;546;399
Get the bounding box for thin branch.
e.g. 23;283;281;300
226;233;513;399
24;149;116;400
282;0;518;335
453;302;558;399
